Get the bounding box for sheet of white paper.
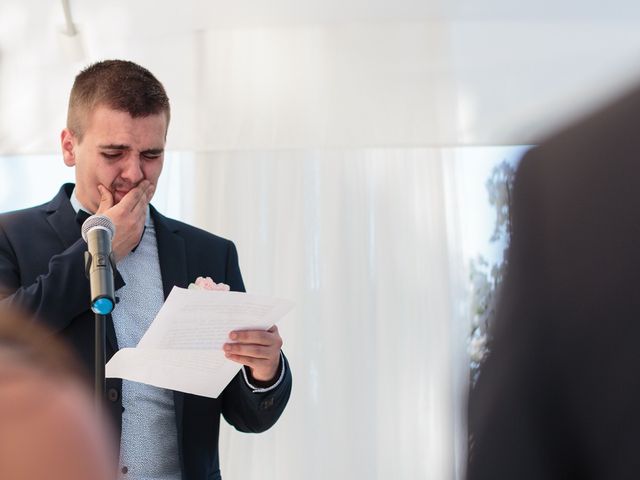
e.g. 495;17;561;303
105;287;294;398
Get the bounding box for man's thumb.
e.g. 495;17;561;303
96;185;114;213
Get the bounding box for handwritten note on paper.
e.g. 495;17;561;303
105;287;294;398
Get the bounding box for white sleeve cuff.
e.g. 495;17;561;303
242;351;286;393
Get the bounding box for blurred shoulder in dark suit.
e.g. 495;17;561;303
467;84;640;480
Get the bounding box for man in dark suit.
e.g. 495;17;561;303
467;85;640;479
0;60;291;480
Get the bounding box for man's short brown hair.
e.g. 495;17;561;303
67;59;171;140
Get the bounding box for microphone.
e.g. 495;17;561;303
81;215;116;315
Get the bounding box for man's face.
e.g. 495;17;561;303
61;105;167;212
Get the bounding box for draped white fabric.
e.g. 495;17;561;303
175;149;468;480
5;2;640;153
0;20;456;153
0;148;469;479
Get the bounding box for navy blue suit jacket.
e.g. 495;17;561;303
0;184;292;480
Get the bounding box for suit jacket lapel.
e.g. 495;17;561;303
151;206;189;298
45;184;83;249
150;205;188;459
45;184;119;352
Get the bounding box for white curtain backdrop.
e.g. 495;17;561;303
0;19;454;153
174;149;469;480
0;4;503;478
0;147;469;479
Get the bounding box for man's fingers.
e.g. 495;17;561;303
145;183;156;203
117;180;152;213
229;327;282;347
224;337;281;381
223;343;271;360
224;353;271;369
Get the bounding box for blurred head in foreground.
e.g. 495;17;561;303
0;306;117;480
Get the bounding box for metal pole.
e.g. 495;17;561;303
95;313;106;411
60;0;78;36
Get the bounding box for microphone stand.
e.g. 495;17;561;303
81;215;117;412
84;250;116;412
94;312;106;410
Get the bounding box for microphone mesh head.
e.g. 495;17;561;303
81;214;116;242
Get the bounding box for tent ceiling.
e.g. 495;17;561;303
2;1;640;153
65;0;640;27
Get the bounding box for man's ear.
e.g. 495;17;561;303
61;128;77;167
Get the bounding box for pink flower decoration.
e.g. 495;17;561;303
189;276;230;291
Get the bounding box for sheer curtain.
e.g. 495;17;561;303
0;147;468;480
179;24;467;478
184;148;467;479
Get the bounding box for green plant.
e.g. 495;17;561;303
469;159;516;383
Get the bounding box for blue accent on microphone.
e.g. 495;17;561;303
92;297;114;315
